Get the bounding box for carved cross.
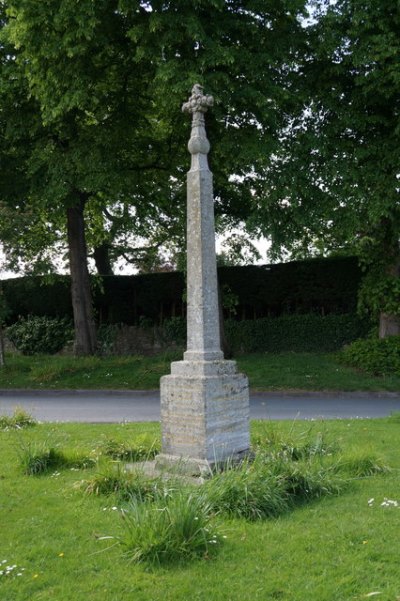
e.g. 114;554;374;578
182;84;214;116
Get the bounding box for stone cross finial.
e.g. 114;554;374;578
182;84;214;115
182;84;214;159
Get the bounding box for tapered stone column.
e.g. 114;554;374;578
158;84;250;474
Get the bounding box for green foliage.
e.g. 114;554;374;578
0;407;36;430
225;314;372;353
358;258;400;318
0;0;307;282
339;336;400;376
219;283;239;317
252;0;400;320
219;256;362;318
0;285;11;324
161;317;186;346
96;324;119;356
118;491;222;565
7;315;73;355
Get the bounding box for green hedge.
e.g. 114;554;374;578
224;314;373;353
1;256;361;326
94;272;185;324
2;276;72;323
219;256;361;318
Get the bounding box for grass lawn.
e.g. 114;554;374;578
0;351;399;391
1;417;400;601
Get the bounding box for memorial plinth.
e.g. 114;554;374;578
159;85;250;473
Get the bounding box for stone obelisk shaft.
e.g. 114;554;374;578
183;90;223;362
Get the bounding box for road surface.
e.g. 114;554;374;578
1;389;399;422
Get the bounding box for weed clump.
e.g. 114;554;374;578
0;408;36;431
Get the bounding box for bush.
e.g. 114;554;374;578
161;317;186;346
7;315;73;355
339;336;400;375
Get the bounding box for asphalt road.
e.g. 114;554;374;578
1;389;399;422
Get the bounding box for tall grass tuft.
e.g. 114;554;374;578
205;459;290;520
336;452;390;477
0;408;37;431
276;460;345;502
18;441;95;475
80;463;166;503
98;435;160;462
118;491;221;565
205;453;345;519
253;425;339;461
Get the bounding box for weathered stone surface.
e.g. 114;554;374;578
159;84;250;469
160;365;249;464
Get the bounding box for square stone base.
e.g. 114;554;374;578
160;359;250;466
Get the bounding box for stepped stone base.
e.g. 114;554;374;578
160;359;250;469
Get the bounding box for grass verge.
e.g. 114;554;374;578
1;351;400;391
1;417;400;600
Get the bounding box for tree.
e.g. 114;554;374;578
1;0;160;353
1;0;307;352
252;0;400;337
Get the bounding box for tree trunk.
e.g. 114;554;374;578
379;248;400;339
218;282;232;358
0;326;5;367
67;195;97;355
379;313;400;338
93;243;113;276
